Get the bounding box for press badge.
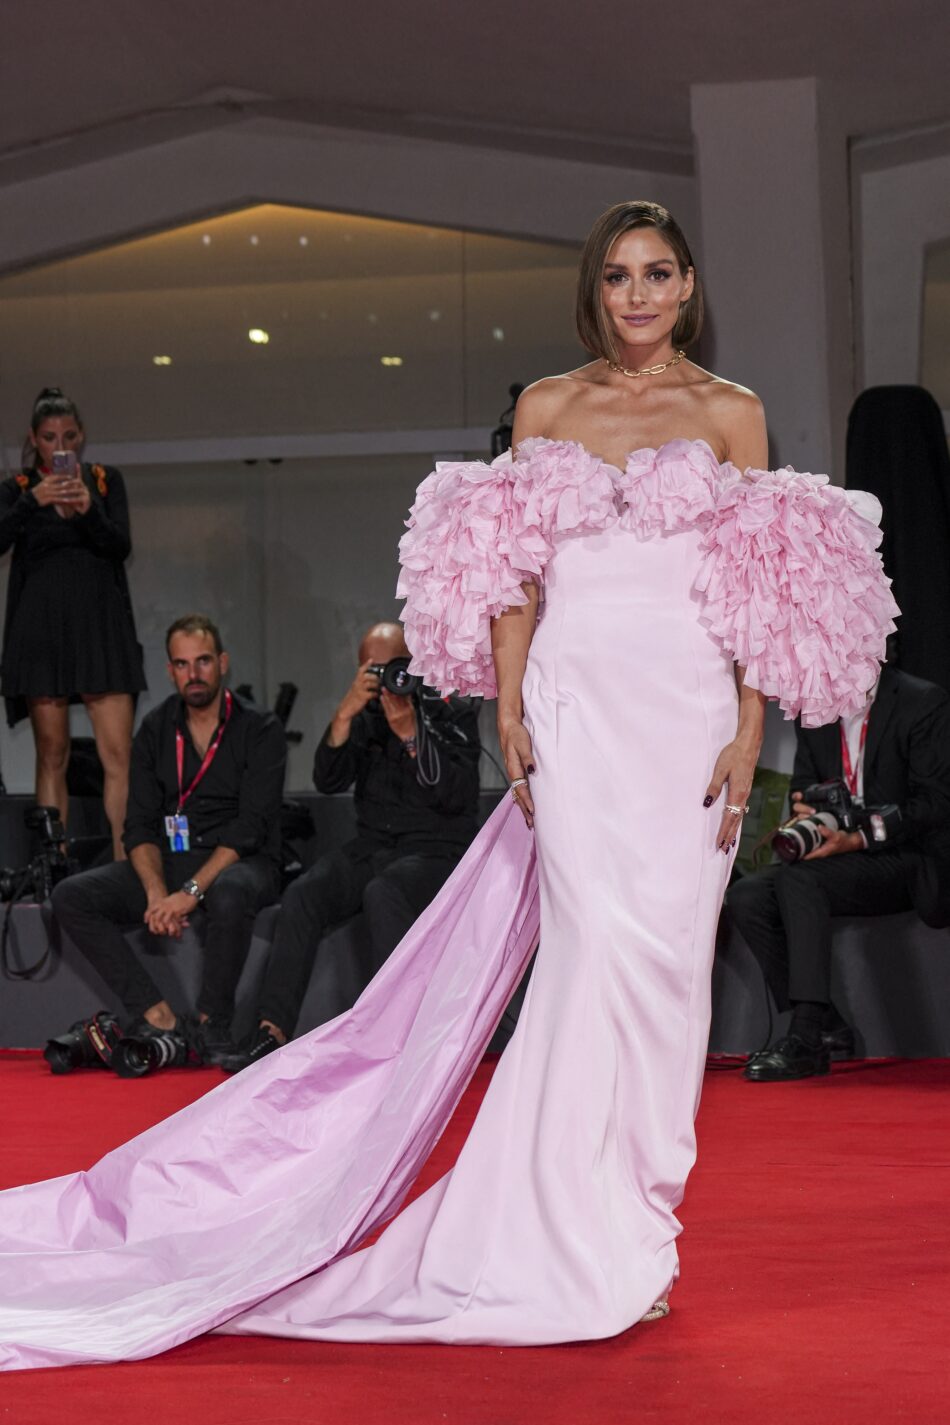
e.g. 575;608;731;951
164;814;190;852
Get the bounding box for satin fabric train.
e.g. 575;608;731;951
0;801;537;1370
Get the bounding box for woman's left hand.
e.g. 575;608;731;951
703;737;759;852
64;476;91;515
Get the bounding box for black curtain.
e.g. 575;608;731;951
845;385;950;691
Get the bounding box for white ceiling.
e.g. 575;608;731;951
2;0;948;180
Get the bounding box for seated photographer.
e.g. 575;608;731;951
727;664;950;1082
227;620;481;1072
50;615;286;1067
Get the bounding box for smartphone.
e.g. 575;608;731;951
51;450;77;477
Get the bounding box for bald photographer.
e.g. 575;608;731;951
727;665;950;1081
225;621;481;1071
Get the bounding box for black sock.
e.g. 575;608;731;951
789;1001;826;1047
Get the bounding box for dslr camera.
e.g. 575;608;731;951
772;778;901;864
367;656;423;698
0;805;70;902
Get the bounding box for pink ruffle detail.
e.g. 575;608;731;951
397;442;615;697
695;467;900;727
617;438;720;538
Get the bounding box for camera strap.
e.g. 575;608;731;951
839;708;871;797
176;690;233;812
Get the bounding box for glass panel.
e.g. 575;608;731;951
0;205;583;453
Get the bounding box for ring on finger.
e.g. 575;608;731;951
725;803;750;815
510;777;528;802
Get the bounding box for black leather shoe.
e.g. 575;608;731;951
186;1016;239;1067
220;1026;283;1075
743;1034;830;1082
821;1023;855;1059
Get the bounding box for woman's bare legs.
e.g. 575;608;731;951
27;697;71;827
83;693;134;860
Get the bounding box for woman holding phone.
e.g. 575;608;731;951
0;387;145;858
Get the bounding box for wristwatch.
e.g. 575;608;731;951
181;878;204;904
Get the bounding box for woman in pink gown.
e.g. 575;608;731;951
0;202;897;1370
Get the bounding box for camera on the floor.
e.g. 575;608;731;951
367;657;423;698
43;1011;123;1074
111;1028;189;1078
0;804;70;903
771;778;901;863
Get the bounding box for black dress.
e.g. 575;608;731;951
0;463;146;726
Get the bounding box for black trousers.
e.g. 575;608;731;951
726;850;914;1009
258;842;460;1039
51;851;281;1024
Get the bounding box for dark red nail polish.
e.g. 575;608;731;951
703;795;713;808
527;764;536;775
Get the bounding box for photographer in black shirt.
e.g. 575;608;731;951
51;615;285;1067
227;621;481;1071
727;665;950;1081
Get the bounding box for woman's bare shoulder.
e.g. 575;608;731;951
686;367;767;466
514;364;604;439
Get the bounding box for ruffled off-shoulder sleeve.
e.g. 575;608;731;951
695;467;899;727
397;440;616;697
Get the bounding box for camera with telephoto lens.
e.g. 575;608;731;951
110;1027;190;1078
0;805;70;902
771;778;902;864
367;656;423;698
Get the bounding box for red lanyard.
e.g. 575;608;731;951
176;690;233;812
839;707;871;797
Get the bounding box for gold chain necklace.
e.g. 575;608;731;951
606;349;686;378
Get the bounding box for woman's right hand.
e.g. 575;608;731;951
33;472;86;516
499;717;536;829
31;472;77;508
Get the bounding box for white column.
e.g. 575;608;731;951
690;79;852;479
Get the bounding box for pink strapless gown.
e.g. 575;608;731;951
0;440;897;1369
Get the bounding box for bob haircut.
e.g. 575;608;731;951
575;201;704;362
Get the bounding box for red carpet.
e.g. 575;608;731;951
1;1050;948;1424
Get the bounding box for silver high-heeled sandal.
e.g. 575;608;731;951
640;1298;670;1322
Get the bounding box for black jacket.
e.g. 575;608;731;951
793;666;950;926
314;694;481;856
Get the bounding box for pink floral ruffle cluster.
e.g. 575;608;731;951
396;441;615;697
617;438;720;537
397;438;898;725
695;467;899;726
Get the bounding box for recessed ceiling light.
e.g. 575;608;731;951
249;235;259;246
201;234;212;246
299;236;309;247
428;309;442;322
492;327;505;342
152;355;173;366
367;313;378;324
248;328;270;344
380;356;404;367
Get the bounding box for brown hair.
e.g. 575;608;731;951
575;201;704;362
165;614;224;656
